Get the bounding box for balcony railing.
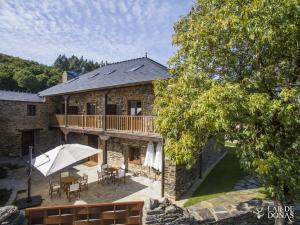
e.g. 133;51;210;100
50;114;156;134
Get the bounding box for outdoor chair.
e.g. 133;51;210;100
49;180;61;198
78;173;88;191
101;164;108;171
68;183;80;201
115;169;125;185
97;169;109;184
60;171;70;190
121;164;126;170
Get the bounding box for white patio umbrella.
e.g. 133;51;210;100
31;144;98;176
153;142;163;172
143;142;155;167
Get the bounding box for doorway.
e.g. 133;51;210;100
21;130;35;155
87;134;98;163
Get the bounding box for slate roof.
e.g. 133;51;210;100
0;90;43;103
39;57;170;96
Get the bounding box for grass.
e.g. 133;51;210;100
184;146;246;207
0;189;12;206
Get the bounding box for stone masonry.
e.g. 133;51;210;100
0;100;61;156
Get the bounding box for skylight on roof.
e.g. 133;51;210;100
89;72;100;78
128;65;144;72
105;69;116;75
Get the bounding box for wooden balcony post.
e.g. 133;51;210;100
64;95;69;127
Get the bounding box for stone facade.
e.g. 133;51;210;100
50;83;154;116
106;137;159;180
107;84;155;116
0;100;61;156
0;83;224;200
163;139;225;201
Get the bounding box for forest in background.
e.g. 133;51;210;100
0;53;108;92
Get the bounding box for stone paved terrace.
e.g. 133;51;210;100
4;162;161;206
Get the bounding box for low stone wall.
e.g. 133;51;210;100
0;206;26;225
143;199;300;225
143;198;200;225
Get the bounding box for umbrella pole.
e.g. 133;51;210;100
27;146;33;203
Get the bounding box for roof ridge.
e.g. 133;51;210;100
106;56;146;66
145;57;168;70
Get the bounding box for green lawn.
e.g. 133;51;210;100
184;147;246;207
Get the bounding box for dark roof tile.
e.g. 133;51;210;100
39;57;169;96
0;90;43;103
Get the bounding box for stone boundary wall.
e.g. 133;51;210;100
143;198;300;225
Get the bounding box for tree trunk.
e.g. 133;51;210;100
274;201;285;225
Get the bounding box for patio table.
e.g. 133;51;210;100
61;176;76;193
105;167;118;183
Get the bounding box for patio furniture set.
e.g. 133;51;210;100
49;171;88;201
97;163;126;185
48;164;126;201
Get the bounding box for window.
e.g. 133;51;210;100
87;103;96;115
128;146;141;164
27;105;36;116
128;100;142;116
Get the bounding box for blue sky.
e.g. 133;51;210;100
0;0;194;66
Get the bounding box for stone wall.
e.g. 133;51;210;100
48;83;154;116
0;100;61;156
107;84;155;116
164;139;225;201
67;91;104;115
107;137;159;180
143;198;199;225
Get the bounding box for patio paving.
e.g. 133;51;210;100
13;163;161;206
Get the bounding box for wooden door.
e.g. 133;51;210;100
21;130;35;156
127;100;143;131
88;134;98;162
106;104;117;115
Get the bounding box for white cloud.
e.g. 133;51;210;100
0;0;194;65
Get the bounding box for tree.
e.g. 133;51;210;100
14;70;40;92
0;72;17;90
154;1;300;224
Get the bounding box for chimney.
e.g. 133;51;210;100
62;71;70;82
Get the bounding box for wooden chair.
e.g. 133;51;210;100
115;169;125;185
78;173;88;191
101;164;108;171
49;180;61;198
68;183;80;201
60;171;70;189
97;169;109;184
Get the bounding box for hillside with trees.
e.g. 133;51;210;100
0;53;108;92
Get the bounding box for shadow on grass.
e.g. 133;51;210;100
184;147;246;207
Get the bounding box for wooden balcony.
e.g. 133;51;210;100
50;114;156;134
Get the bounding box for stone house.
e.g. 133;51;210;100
0;57;223;200
0;90;61;156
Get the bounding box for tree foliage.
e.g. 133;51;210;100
154;0;300;210
0;53;109;92
53;54;109;74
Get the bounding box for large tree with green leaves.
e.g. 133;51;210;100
154;1;300;224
